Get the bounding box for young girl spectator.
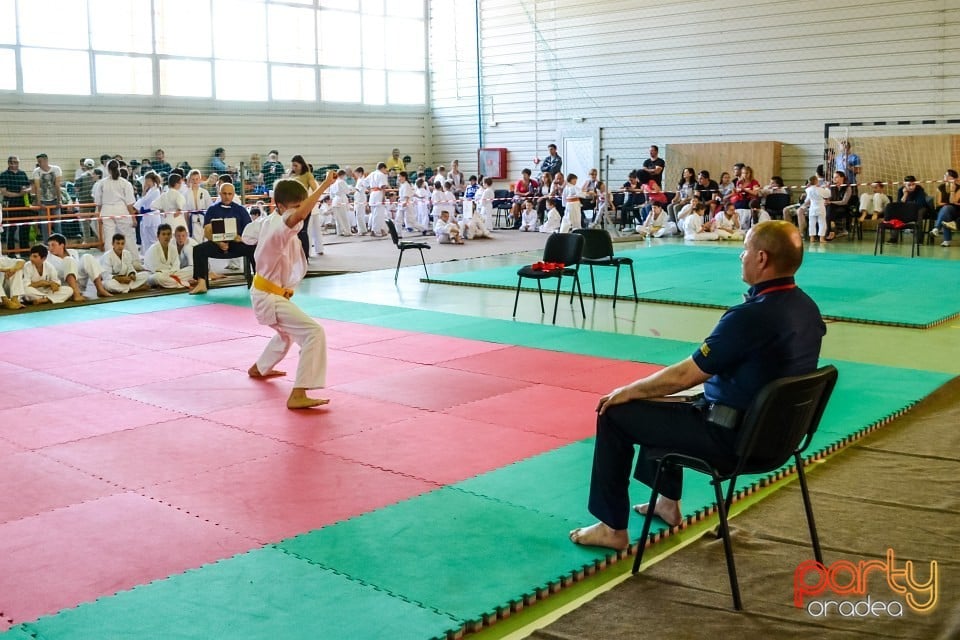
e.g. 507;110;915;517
560;173;582;233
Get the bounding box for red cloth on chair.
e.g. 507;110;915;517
531;261;565;271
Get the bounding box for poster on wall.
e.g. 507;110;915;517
478;148;507;179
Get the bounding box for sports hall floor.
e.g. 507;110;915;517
0;231;957;639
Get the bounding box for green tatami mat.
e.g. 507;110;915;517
423;245;960;328
279;487;613;623
11;548;459;640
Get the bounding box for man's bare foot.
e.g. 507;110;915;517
71;292;85;302
248;364;286;379
633;498;683;527
189;279;208;295
287;388;330;410
569;522;630;550
96;285;113;298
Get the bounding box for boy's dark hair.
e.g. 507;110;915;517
354;166;364;174
167;174;183;188
48;233;67;246
100;154;111;163
337;169;346;177
112;234;125;243
566;173;577;182
483;177;493;186
522;168;531;176
219;174;234;184
377;162;387;170
273;178;308;207
175;225;188;234
468;175;477;182
399;171;408;180
157;223;172;234
30;244;48;258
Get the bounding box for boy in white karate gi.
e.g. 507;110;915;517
22;244;74;304
713;204;745;241
329;170;353;236
539;199;562;234
367;163;390;237
804;175;831;243
682;204;719;241
247;172;336;410
351;167;369;234
414;178;432;230
637;202;677;238
47;233;112;300
519;199;539;232
0;255;26;309
560;173;583;233
477;177;495;230
145;223;192;288
434;210;464;244
101;234;151;293
396;171;424;235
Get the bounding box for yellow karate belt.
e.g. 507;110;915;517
253;274;294;299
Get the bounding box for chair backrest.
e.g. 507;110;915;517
612;192;625;208
573;228;614;260
883;201;921;224
493;189;512;207
385;219;401;246
733;365;838;475
542;232;585;267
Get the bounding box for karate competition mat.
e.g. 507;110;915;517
0;290;952;639
422;245;960;328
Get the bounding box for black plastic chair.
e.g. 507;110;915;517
875;202;922;257
512;232;586;324
386;219;430;282
632;365;839;610
573;228;638;308
493;189;514;229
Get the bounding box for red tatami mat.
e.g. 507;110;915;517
315;412;564;484
115;369;282;415
0;492;254;625
205;389;431;447
48;351;224;391
62;315;252;350
342;332;510;365
0;451;116;525
560;359;664;394
332;366;530;411
0;328;148;370
438;345;620;385
42;417;290;490
0;370;98;411
445;383;601;442
0;393;182;449
147;450;435;542
318;319;414;349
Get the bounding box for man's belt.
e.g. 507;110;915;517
253;274;294;299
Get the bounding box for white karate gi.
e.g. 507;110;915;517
152;188;187;235
352;176;369;234
367;170;389;235
859;192;890;217
100;248;150;293
144;240;191;288
135;186;163;254
519;208;539;232
183;187;213;243
47;249;105;297
477;187;495;230
561;184;582;233
177;237;199;269
397;181;422;235
251;211;327;390
0;256;26;300
712;212;744;240
683;213;719;241
539;205;562;234
328;179;353;236
22;260;73;304
96;177;137;252
805;184;831;238
415;186;432;229
639;209;678;238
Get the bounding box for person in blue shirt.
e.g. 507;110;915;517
210;147;230;174
189;182;254;294
569;220;826;550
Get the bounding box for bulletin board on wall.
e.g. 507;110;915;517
478;148;508;179
664;142;782;187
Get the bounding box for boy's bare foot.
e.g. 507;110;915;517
633;498;683;527
189;279;208;295
287;388;330;410
95;285;113;298
35;297;51;304
2;298;23;310
71;291;85;302
209;272;224;281
569;522;630;550
248;364;286;379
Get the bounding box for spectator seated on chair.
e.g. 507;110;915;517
639;178;669;222
568;220;824;552
888;176;928;244
667;167;697;223
930;169;960;247
620;171;644;227
858;181;890;225
825;171;853;241
511;168;537;221
730;166;760;212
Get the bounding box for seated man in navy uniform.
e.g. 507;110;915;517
189;182;255;294
570;220;825;550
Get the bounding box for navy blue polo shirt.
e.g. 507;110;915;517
203;201;252;235
691;276;825;411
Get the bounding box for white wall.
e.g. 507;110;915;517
430;0;960;188
0;96;428;178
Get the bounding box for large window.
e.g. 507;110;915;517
2;0;425;106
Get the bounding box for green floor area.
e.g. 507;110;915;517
5;290;952;639
422;245;960;328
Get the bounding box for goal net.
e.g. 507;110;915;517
826;121;960;191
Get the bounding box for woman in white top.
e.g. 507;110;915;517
135;171;163;253
184;169;213;242
96;160;138;252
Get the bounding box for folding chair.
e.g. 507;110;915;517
573;228;638;307
493;189;514;229
875;202;922;257
512;232;586;324
632;365;839;610
386;219;430;282
763;193;791;220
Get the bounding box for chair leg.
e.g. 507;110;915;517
418;249;429;280
512;277;522;317
794;453;824;564
632;462;667;574
537;280;545;313
629;262;639;302
874;227;883;256
394;249;403;282
724;476;738;512
552;277;562;324
575;274;585;318
588;265;596;299
711;474;743;610
612;264;621;309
